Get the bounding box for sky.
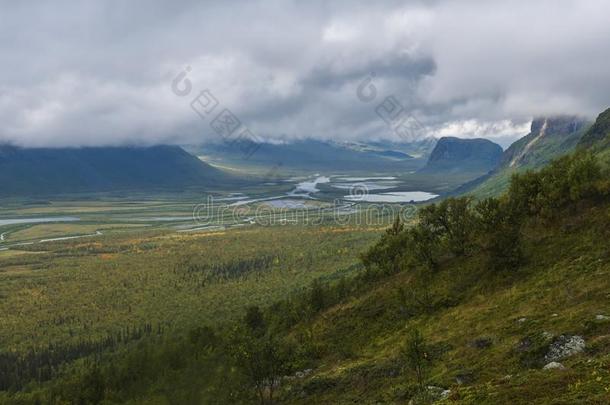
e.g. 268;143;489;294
1;0;609;148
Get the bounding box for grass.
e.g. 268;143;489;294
276;203;610;404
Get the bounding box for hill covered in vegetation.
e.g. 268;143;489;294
419;137;503;176
0;145;230;197
579;109;610;148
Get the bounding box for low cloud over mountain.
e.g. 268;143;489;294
1;0;609;147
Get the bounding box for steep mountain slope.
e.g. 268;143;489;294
457;116;590;197
0;145;229;197
419;137;503;175
579;108;610;149
287;207;610;404
271;146;610;404
579;108;610;174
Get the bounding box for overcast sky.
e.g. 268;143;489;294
1;0;609;148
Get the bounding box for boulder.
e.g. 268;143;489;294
543;362;565;370
545;335;585;362
427;386;451;400
296;369;313;379
409;386;451;404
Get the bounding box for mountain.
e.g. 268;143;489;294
500;116;589;168
191;139;428;173
339;138;438;159
0;145;228;197
419;136;503;175
456;116;591;197
579;108;610;148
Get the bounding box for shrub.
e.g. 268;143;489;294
401;329;431;393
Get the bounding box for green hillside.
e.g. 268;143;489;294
458;116;590;198
579;109;610;148
279;152;610;404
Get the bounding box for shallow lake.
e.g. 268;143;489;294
0;216;80;227
288;176;330;195
343;191;438;203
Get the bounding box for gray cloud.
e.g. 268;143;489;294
0;0;609;147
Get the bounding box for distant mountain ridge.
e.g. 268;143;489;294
455;115;591;197
420;136;503;175
0;145;227;197
193;139;431;172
